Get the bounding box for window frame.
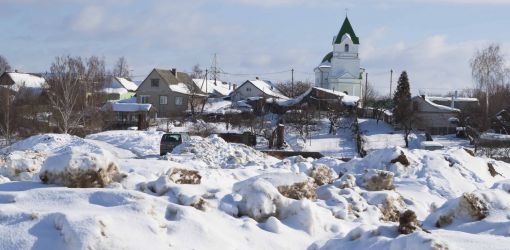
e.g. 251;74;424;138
140;95;150;104
151;79;160;87
344;44;349;52
175;96;184;106
159;95;168;105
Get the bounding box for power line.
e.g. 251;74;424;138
219;69;291;76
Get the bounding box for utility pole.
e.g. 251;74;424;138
364;72;368;107
291;68;294;97
389;69;393;99
211;53;220;86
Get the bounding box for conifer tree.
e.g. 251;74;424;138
393;71;413;147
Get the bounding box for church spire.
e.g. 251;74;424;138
334;16;359;45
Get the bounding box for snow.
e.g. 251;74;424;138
111;102;152;112
116;77;138;91
359;119;423;152
424;97;460;112
192;79;232;96
427;96;479;102
2;124;510;249
5;72;46;91
169;83;191;95
480;133;510;142
245;80;289;100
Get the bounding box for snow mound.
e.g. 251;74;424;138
170;135;277;169
0;151;46;181
231;174;339;235
86;130;165;157
39;143;121;188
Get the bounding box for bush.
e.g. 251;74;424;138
40;162;120;188
361;169;394;191
309;164;336;186
277;181;316;200
189;120;217;137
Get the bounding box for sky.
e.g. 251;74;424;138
1;0;510;95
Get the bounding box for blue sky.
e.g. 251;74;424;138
1;0;510;95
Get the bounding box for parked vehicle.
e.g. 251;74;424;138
160;133;190;156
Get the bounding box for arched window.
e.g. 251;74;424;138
344;44;349;52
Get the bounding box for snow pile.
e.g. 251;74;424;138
231;173;339;235
39;145;120;188
86;130;165;157
170;135;278;168
0;151;46;181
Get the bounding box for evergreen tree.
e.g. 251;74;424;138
393;71;413;147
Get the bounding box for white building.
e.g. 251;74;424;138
314;17;364;99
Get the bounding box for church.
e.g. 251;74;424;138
314;16;365;99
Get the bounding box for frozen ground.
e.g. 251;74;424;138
1;128;510;249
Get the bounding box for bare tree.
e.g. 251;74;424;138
190;64;204;79
0;55;11;75
46;56;86;134
0;84;18;145
276;80;312;98
471;44;506;129
112;57;131;79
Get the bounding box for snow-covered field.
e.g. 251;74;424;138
1;129;510;249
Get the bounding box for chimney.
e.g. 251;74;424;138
14;69;18;73
255;76;259;80
171;68;177;76
451;90;458;109
421;95;426;99
233;84;237;90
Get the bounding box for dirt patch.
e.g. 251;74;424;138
398;210;419;234
362;170;394;191
277;181;316;200
488;163;501;177
40;162;120;188
168;168;201;184
309;164;335;186
436;192;488;228
390;151;410;166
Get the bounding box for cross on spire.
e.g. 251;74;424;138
345;8;348;17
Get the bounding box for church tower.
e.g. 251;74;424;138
315;16;364;99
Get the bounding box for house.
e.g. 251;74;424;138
102;97;155;129
230;79;288;102
314;16;365;99
0;71;46;93
191;79;233;98
411;95;460;135
136;68;207;118
101;76;139;100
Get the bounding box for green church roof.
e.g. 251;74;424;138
321;52;333;63
334;17;359;45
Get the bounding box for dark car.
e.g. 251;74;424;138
160;133;190;156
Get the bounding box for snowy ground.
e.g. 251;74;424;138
1;125;510;249
359;119;424;152
285;118;357;159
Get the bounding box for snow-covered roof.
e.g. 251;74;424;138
115;77;138;91
5;72;46;91
192;79;232;96
423;97;460;112
102;87;128;94
169;83;191;95
111;103;152;112
103;97;151;112
480;133;510;142
314;87;360;106
243;80;288;100
427;96;479;102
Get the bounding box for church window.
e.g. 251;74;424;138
344;44;349;52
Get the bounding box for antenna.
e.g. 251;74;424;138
210;53;221;86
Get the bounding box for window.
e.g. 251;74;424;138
175;96;183;105
140;95;150;104
151;79;159;87
246;87;252;92
159;95;168;105
344;44;349;52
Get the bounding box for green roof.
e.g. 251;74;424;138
321;52;333;63
334;17;359;45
